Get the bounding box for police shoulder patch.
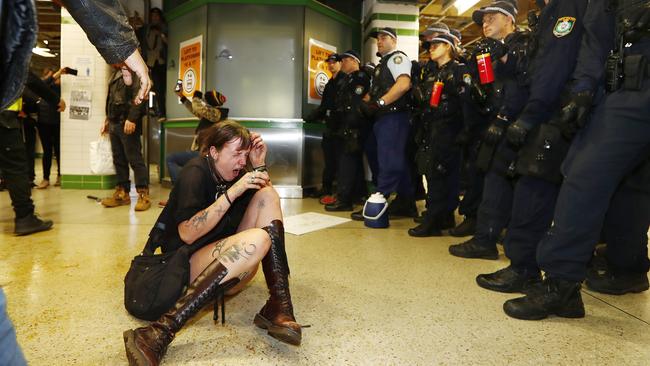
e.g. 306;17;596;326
553;17;576;38
393;55;403;65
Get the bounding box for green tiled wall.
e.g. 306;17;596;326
60;175;117;190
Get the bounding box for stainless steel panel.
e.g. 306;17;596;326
302;128;324;189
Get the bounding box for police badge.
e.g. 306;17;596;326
553;17;576;38
355;85;364;95
394;55;403;64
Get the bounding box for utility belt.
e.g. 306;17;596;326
606;53;650;93
0;110;20;129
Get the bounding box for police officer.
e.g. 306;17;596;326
449;0;527;256
306;53;344;202
470;0;588;295
361;27;416;220
0;73;64;236
408;34;481;236
324;50;370;211
504;0;650;320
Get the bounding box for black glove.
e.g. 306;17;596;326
624;5;650;42
483;116;508;145
506;119;532;147
361;100;380;119
475;37;508;60
557;91;593;139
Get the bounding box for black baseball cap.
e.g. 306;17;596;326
370;27;397;39
472;1;518;25
326;53;341;62
420;22;450;38
340;50;361;64
424;33;456;50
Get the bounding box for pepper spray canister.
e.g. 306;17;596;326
476;53;495;84
429;81;444;107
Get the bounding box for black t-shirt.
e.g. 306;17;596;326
155;156;255;253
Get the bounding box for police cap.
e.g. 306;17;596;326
472;0;518;26
370;27;397;39
340;50;361;64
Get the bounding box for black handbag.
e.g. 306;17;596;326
124;237;190;321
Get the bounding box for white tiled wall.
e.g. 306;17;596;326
362;0;419;64
60;9;112;175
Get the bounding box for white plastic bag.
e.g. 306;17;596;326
89;135;116;175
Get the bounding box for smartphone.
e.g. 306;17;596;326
174;79;183;92
65;67;78;76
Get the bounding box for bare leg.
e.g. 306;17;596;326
237;186;283;231
189;228;270;283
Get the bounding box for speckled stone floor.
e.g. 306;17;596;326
1;179;649;365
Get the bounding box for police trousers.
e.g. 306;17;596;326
503;176;560;272
368;111;413;197
537;78;650;282
0;112;35;219
458;137;484;218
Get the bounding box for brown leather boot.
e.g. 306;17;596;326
123;260;239;366
254;220;302;345
135;187;151;211
101;186;131;207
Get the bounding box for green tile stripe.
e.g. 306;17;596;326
61;174;117;190
363;13;418;31
165;0;358;26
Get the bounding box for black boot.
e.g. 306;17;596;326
325;201;353;212
351;209;364;221
254;220;302;345
476;266;542;293
123;260;239;366
448;237;498;260
449;216;477;237
408;211;442;237
503;277;585;320
388;197;418;218
413;210;427;224
585;270;649;295
14;214;53;236
439;211;456;230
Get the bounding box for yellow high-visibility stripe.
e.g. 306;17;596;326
4;98;22;112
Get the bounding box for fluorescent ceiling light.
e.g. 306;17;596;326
454;0;481;15
33;47;56;57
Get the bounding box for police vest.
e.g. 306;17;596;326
370;50;411;111
337;70;370;110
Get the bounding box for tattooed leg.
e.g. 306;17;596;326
189;228;271;283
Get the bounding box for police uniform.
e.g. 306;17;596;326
325;51;371;211
366;28;414;203
409;34;482;236
307;54;345;196
472;0;589;292
503;0;650;320
449;2;531;258
0;73;59;235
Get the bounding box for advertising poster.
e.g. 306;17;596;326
308;39;337;105
179;35;203;98
69;88;91;120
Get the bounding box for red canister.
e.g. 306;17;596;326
430;81;444;107
476;53;495;84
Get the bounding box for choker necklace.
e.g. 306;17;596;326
204;155;228;195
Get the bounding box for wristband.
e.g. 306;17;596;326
224;190;233;205
253;165;267;172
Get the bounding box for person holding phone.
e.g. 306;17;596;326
123;121;301;366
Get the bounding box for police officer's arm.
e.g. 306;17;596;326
381;76;411;105
517;0;588;127
571;0;615;94
380;54;412;105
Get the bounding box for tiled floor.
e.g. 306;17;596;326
1;180;649;365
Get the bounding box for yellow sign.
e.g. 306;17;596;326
179;35;203;98
308;39;337;105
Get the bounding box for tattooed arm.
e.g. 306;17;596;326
177;194;231;245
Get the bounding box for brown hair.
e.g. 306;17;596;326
197;120;251;155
